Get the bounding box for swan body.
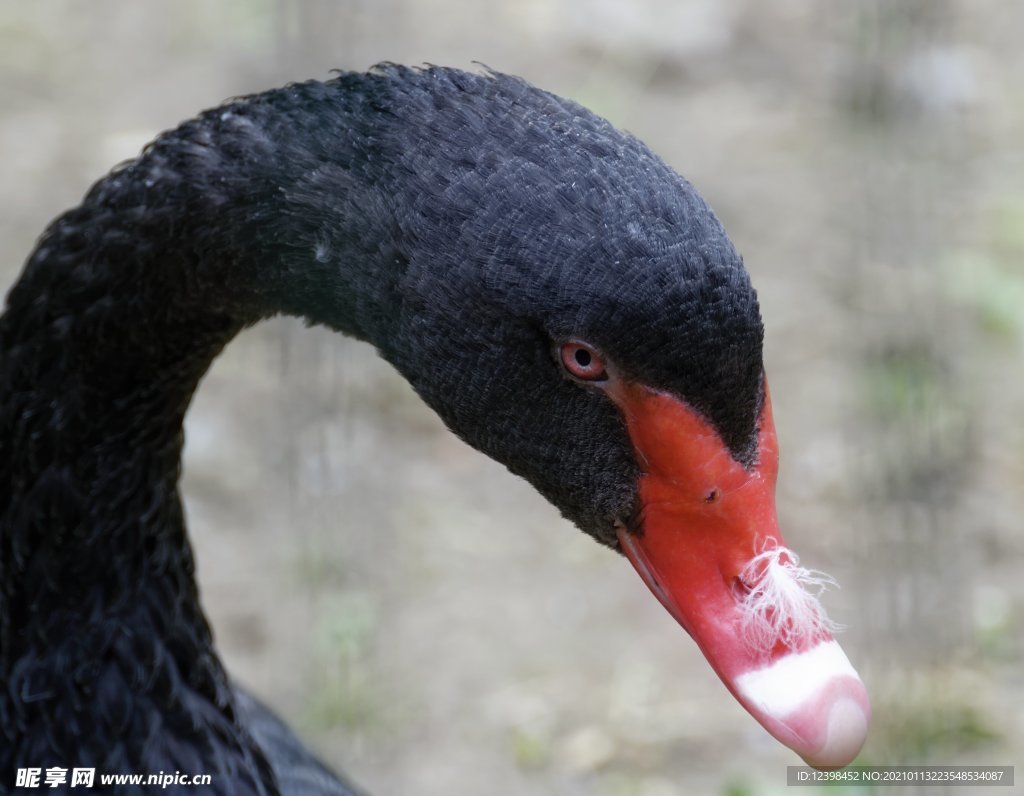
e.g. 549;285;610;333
0;66;868;794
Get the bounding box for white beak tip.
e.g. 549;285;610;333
799;695;870;770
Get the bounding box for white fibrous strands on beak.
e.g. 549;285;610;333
737;541;842;653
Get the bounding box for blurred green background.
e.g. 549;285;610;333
1;2;1021;794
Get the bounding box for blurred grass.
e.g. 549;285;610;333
943;195;1024;344
306;591;381;732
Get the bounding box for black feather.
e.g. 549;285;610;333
0;66;762;794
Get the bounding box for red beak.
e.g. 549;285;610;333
611;379;870;769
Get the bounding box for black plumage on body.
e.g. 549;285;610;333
0;66;763;794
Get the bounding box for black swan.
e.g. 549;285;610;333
0;66;869;793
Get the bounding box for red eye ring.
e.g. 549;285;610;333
559;340;608;382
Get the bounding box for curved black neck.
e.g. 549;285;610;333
1;67;766;786
0;81;394;782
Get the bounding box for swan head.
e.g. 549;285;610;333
306;67;871;767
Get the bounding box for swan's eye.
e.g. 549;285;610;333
560;341;608;382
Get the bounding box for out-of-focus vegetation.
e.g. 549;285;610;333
1;1;1021;794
